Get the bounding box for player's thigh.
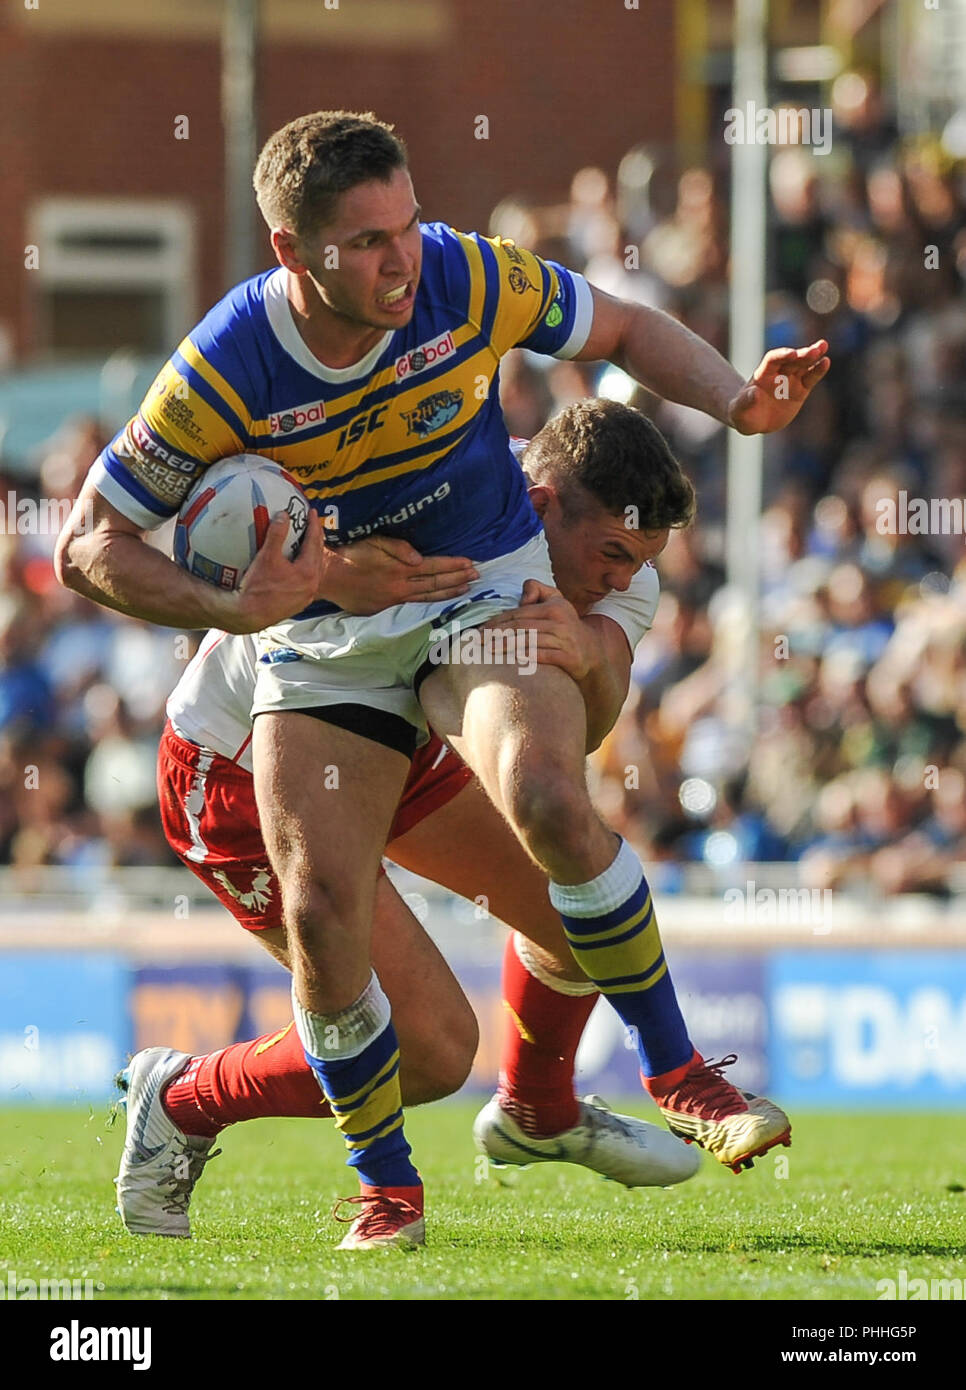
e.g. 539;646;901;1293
388;778;582;978
252;710;408;908
418;657;588;813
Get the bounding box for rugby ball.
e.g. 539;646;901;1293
173;455;309;590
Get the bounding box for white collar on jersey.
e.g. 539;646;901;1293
262;267;393;384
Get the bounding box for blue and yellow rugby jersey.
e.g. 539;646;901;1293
92;222;593;615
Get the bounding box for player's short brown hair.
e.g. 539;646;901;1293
253;110;408;237
524;399;696;532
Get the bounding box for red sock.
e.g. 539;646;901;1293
359;1182;424;1213
163;1021;332;1136
497;932;597;1137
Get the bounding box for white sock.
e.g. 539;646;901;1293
291;971;391;1061
513;931;597;997
548;838;643;918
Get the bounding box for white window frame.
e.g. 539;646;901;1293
29;197;196;350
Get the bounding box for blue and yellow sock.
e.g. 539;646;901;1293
549;838;692;1077
292;972;420;1189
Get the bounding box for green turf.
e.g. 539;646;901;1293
1;1103;963;1300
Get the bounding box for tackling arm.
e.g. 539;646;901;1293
491;580;633;754
577;614;633;753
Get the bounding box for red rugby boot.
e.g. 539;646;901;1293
644;1051;791;1173
333;1184;425;1250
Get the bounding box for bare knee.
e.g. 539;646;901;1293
282;875;359;952
504;762;595;870
401;998;479;1105
280;876;378;1010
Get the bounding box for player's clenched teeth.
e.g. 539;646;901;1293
378;283;412;306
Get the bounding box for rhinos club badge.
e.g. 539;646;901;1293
402;389;463;437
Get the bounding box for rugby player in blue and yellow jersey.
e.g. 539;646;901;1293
57;112;829;1249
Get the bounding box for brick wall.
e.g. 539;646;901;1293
0;0;676;360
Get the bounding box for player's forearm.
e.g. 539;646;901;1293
56;526;242;632
578;667;627;753
576;618;631;753
615;305;742;427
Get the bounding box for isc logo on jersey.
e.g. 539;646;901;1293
269;400;327;435
395;330;455;381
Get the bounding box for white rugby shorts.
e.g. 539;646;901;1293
252;532;554;752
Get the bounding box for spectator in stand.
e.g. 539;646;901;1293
870;767;966;897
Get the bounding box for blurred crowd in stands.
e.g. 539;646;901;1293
0;415;186;869
496;71;966;896
1;70;964;894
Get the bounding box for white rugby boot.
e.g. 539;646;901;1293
473;1094;700;1187
114;1046;221;1237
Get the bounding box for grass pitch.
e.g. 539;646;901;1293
1;1103;964;1301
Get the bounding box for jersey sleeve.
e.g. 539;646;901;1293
90;315;256;530
589;563;660;653
513;253;594;359
432;223;593;362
